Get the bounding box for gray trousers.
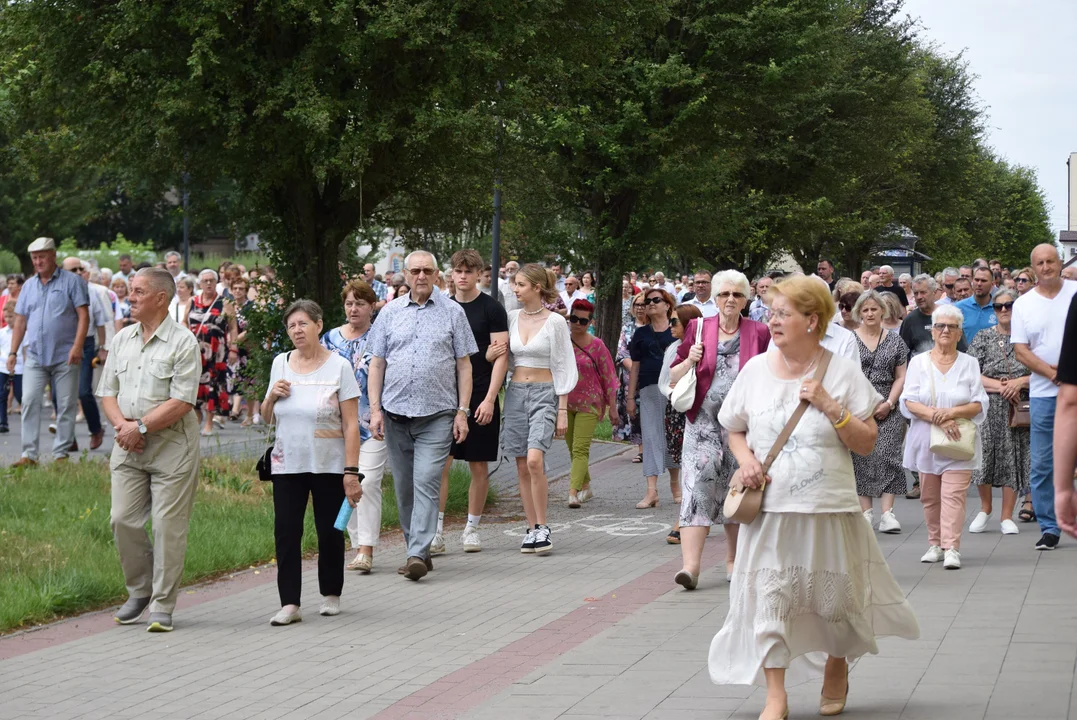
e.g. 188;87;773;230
385;411;455;559
21;356;80;461
640;383;677;477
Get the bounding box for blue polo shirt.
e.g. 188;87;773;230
954;296;997;343
14;268;90;366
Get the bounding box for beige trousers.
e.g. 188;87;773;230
109;413;201;614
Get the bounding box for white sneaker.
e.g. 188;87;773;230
270;608;302;626
877;510;901;534
969;511;990;534
578;489;593;503
430;533;446;555
252;413;264;426
862;509;875;528
921;545;944;563
943;549;961;569
1001;519;1019;535
319;596;340;616
462;525;482;553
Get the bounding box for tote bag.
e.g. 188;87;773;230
670;318;704;413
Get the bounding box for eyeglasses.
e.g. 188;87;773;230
633;304;645;310
992;302;1014;311
933;323;960;332
715;291;746;300
769;309;798;320
643;297;665;305
944;284;954;290
408;268;436;277
567;315;591;325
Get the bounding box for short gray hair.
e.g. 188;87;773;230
931;304;964;327
283;298;323;326
942;267;959;280
912;273;937;293
994;288;1018;303
879;265;894;274
179;276;195;293
711;269;750;300
404;250;438;270
164;251;182;262
198;268;219;283
134;268;176;301
898;273;912;284
851;290;892;322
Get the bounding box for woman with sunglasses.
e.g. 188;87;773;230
668;271;769;586
614;294;646;458
900;304;989;569
628;288;678;508
565;300;619;507
966;288;1030;534
1014;267;1037;296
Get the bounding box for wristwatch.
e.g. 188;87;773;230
136;419;148;435
457;407;471;418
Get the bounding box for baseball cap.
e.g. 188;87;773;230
27;237;56;252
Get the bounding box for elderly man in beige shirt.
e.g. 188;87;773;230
96;268;202;632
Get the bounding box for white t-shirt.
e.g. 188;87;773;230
1011;281;1077;398
265;352;361;475
0;326;24;374
718;352;881;513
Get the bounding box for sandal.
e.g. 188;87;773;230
666;530;681;545
1019;500;1036;523
632;453;643;464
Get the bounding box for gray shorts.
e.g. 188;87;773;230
502;382;556;456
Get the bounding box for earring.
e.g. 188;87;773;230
807;327;813;333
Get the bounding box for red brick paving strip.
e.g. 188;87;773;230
369;538;727;720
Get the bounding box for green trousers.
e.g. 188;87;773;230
565;410;600;492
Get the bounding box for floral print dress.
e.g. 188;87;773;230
188;294;230;414
969;327;1031;493
614;323;644;444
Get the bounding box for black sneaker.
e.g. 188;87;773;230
532;525;552;554
0;425;8;433
1035;533;1060;551
520;528;536;554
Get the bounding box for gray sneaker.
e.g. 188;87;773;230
146;613;173;632
114;597;150;625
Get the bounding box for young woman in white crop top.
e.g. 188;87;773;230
488;264;578;554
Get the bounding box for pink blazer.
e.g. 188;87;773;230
673;316;770;423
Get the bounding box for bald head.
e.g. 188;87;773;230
62;257;82;272
1031;243;1061;285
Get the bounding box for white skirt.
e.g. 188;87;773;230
708;512;920;688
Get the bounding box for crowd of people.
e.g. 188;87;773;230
9;234;1077;719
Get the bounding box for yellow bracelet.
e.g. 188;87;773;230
833;409;852;429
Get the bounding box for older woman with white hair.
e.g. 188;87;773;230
900;303;988;569
851;290;910;533
188;268;238;436
668;270;770;588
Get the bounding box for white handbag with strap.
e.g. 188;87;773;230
670;318;704;413
927;362;976;462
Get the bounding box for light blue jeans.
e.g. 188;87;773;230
1029;396;1058;538
385;411;455;559
22;356;80;461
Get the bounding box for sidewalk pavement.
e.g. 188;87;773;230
3;445;1077;719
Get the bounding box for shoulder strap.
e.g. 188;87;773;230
761;350;834;473
694;317;703;344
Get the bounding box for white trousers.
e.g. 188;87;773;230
347;438;388;548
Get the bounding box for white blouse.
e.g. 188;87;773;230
899;352;989;474
507;310;579;396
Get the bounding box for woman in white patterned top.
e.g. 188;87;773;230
262;299;363;627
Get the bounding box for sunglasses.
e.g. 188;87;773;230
839;304;853;312
408;268;436;277
992;302;1014;311
669;318;679;327
944;284;954;290
643;297;665;305
1015;277;1030;284
933;323;960;332
716;291;746;300
567;315;591;325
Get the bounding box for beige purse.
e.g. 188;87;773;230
724;350;834;524
927;362;976;462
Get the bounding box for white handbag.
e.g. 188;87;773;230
670;318;704;413
927;362;976;462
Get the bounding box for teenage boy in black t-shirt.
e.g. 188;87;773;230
431;249;509;555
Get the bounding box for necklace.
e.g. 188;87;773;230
522;306;544;315
719;318;740;335
780;348;821;378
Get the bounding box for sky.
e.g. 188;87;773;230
902;0;1076;234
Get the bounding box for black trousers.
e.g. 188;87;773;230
272;472;345;607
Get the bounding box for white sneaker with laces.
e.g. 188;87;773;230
877;510;901;534
943;548;961;569
969;511;990;533
520;528;536;554
920;545;944;563
862;509;875;528
319;596;340;616
430;533;446;555
1000;519;1019;535
462;525;482;553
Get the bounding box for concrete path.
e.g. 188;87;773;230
3;444;1076;719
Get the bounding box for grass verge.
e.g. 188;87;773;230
0;457;490;633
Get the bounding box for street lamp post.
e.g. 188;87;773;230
182;171;190;274
489;82;503;300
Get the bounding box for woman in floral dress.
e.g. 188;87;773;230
967;288;1030;535
189;268;237;436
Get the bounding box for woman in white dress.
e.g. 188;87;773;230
489;263;577;554
711;276;919;720
900;303;988;569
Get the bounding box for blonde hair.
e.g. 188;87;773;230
770;275;836;328
517;263;558;304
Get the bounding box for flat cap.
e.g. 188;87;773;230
27;237;56;252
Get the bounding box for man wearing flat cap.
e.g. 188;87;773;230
8;238;89;466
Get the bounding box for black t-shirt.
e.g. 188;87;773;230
878;283;908;308
1057;293;1077;386
454;292;508;392
628;325;675;389
899;308;967;360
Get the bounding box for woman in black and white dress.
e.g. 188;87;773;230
850;290;909;534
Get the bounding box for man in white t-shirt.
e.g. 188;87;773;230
559;275;587;311
1011;244;1077;551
